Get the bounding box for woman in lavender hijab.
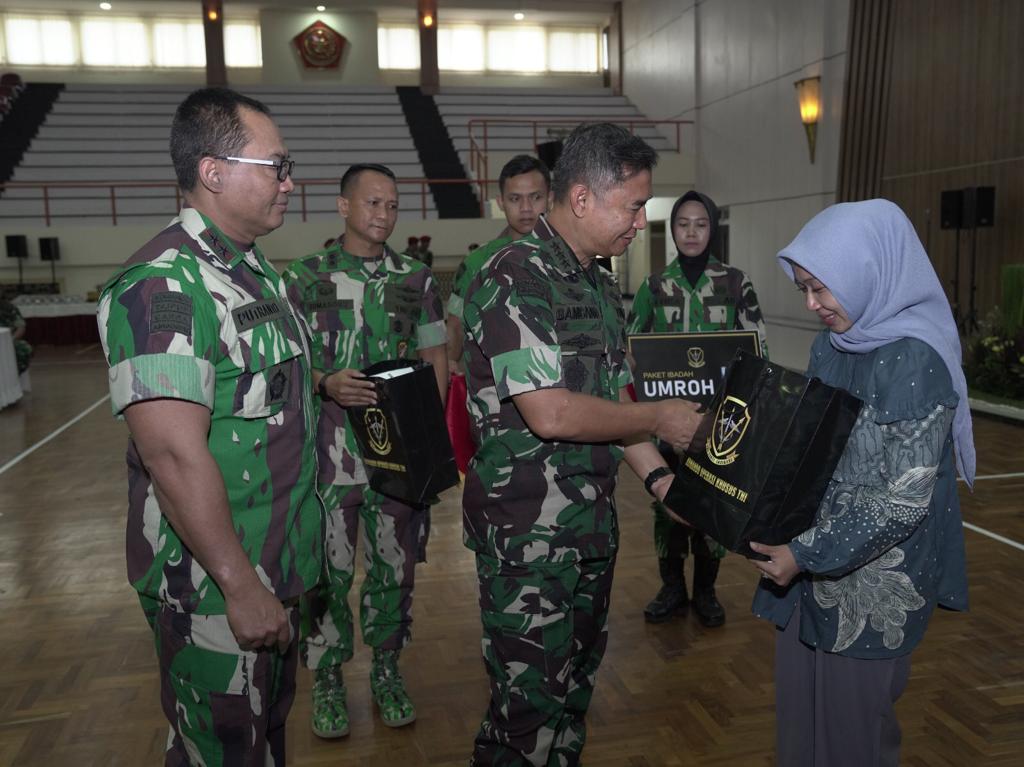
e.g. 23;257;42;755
747;199;974;766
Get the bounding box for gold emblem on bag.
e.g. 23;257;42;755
706;395;750;466
687;347;705;368
365;408;391;455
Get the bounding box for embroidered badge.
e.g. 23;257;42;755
233;299;287;332
149;292;193;336
265;362;291;406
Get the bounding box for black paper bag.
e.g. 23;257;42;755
664;350;862;557
348;359;459;504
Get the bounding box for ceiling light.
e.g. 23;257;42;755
99;2;112;9
316;4;326;10
513;12;525;21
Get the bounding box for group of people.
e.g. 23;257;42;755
96;87;973;767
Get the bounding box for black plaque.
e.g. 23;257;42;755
348;359;459;504
628;330;762;407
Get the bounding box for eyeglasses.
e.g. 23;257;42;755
213;155;295;182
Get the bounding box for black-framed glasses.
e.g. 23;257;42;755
213;155;295;182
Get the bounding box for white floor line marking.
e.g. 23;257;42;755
963;522;1024;553
74;343;100;355
0;394;110;477
960;471;1024;482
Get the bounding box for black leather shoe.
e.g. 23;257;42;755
692;588;725;627
643;558;688;623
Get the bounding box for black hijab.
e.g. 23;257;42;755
669;190;721;288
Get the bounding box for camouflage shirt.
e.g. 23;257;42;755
627;255;768;355
462;217;632;564
0;299;26;332
445;227;513;321
97;208;322;615
283;242;446;487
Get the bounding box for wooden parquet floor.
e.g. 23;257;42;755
1;345;1022;766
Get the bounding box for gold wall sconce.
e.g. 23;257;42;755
794;76;821;164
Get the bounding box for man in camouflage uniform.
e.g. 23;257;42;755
627;190;768;628
283;163;447;737
96;88;321;765
446;154;551;375
0;298;31;373
462;123;703;766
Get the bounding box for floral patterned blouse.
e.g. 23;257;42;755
752;333;969;659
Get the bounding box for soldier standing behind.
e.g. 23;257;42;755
445;154;551;376
96;88;320;765
462;123;703;765
627;190;768;628
283;163;447;738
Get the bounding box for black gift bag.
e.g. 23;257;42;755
348;359;459;504
664;350;862;558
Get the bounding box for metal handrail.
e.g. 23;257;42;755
466;116;694;198
0;177;498;226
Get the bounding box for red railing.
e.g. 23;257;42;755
0;177;497;226
467;117;694;200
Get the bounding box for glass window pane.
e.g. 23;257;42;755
115;20;149;66
80;19;117;66
438;25;484;71
225;22;261;68
5;18;43;65
153;22;185;67
486;26;545;72
40;19;76;66
378;25;419;70
548;30;599;73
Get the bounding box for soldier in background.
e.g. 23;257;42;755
627;190;768;628
462;123;703;765
96;87;320;764
402;235;420;261
0;297;32;373
283;163;447;738
446;154;550;376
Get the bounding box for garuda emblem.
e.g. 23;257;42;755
706;395;750;466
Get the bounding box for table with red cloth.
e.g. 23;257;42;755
14;297;99;345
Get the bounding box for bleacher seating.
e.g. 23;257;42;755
0;84;436;225
435;86;676;180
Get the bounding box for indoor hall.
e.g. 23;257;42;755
1;0;1022;765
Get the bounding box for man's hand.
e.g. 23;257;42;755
748;541;800;587
224;582;291;653
653;399;703;451
324;368;377;407
649;473;691;526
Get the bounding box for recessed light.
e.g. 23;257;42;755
316;4;326;11
513;12;525;21
99;2;112;9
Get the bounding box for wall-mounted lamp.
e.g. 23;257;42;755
794;76;821;164
422;13;434;28
207;9;219;21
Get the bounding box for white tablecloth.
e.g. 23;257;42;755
15;301;97;318
0;328;23;409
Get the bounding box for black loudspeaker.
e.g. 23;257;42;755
974;186;995;227
535;140;564;170
39;237;60;262
5;234;28;259
939;190;963;230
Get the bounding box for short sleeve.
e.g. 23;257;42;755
416;269;446;349
467;255;563;400
626;278;655;335
98;267;219;415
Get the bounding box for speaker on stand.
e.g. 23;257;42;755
939;190;963;326
964;186;994;334
39;236;60;292
5;234;29;292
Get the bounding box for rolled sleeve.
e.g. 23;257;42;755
417;318;447;350
446;291;464;321
108;353;215;414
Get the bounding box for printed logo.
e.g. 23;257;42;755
706;395;750;466
687;347;706;368
364;408;391;455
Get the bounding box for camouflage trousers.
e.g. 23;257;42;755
300;483;426;670
13;339;31;374
471;553;616;766
139;594;300;767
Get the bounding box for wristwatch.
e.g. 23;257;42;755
317;371;334;401
643;466;674;496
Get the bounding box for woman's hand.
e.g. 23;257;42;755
748;541;800;587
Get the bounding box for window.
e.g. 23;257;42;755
486;26;545;72
438;26;484;72
378;25;420;70
0;12;260;69
378;22;600;75
3;16;77;66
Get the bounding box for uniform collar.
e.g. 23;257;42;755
179;207;261;272
530;216;588;278
319;237;405;275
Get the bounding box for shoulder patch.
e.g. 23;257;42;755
149;292;193;336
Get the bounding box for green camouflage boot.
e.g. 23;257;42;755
311;665;350;739
370;648;416;727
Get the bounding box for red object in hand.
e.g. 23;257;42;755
445;373;476;473
626;382;638;402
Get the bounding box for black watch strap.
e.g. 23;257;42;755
317;372;333;400
644;466;674;496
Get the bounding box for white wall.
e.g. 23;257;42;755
621;0;850;370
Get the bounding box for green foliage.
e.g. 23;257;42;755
1002;264;1024;335
964;306;1024;400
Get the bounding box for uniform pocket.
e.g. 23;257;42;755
232;321;303;419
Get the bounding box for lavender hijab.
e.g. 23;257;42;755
777;199;976;486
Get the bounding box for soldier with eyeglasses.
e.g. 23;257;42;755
96;87;320;765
